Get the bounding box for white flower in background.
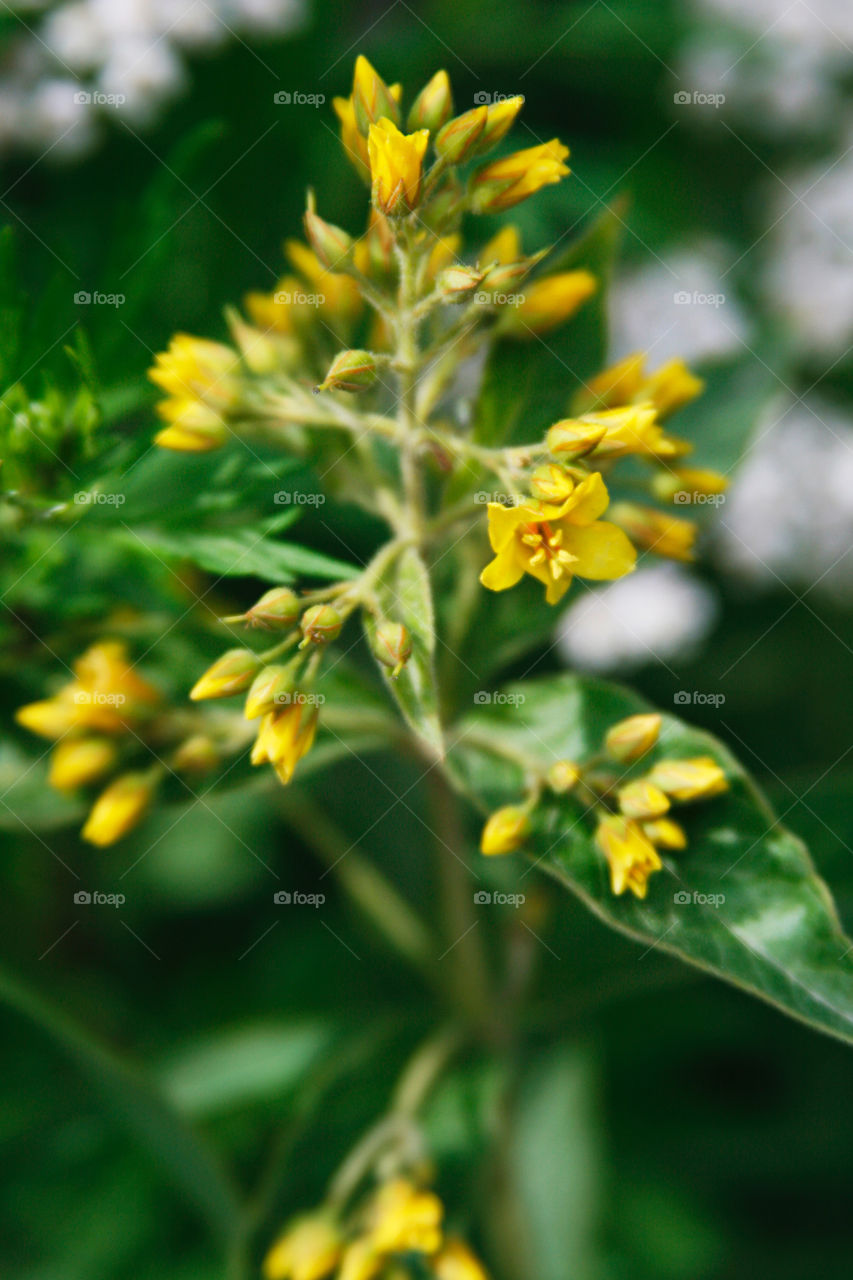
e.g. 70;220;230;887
761;149;853;358
715;397;853;597
0;0;306;157
557;563;719;673
610;243;751;366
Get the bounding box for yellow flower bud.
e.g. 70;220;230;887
245;664;297;720
367;1179;443;1255
605;713;662;761
647;756;728;803
434;1237;491;1280
367;119;430;216
318;349;380;393
471;139;570;213
190;649;258;701
617;779;671;820
337;1239;381;1280
352;54;401;134
81;772;154;847
225;310;280;375
652;468;728;501
245;587;303;629
299;605;343;646
610;503;697;562
573;352;647;413
154;401;228;452
640;358;704;418
476;96;525;153
480;224;522;267
252;703;319;785
15;698;80;740
642;817;687;850
480;805;530;856
528;463;576;504
511;271;596;335
333;94;370;181
371;621;412;678
172;735;220;775
304;199;353;272
407;69;453;133
546;760;581;793
262;1213;342;1280
435;106;488;163
545;419;608;459
48;738;117;792
438;264;484;299
595;814;662;899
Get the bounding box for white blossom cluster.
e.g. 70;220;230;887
0;0;306;158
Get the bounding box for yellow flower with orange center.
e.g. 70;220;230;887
479;473;636;605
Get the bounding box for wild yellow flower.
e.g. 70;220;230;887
367;118;430;216
251;701;319;785
16;641;159;739
262;1214;342;1280
605;713;661;761
648;756;728;803
595;814;663;899
366;1178;443;1255
472;139;570;212
149;334;240;452
480;805;530;856
548;406;677;461
617;779;671;820
581;352;704;419
48;738;117;792
479;473;636;605
479;224;522;268
653;467;729;501
81;772;154;847
513;270;597;334
352;54;401;134
408;69;453;133
434;1238;491;1280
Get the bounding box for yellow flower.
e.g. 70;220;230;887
352;54;401;134
367;118;430;216
81;772;154;847
15;697;83;740
513;271;597;335
546;760;581;793
471;139;570;212
479;473;636;605
262;1215;342;1280
610;503;697;562
48;738;117;791
434;1238;491;1280
245;279;299;335
642;817;687;850
548;406;676;461
333;94;370;181
367;1178;443;1256
604;713;661;762
425;232;463;284
408;69;453;133
617;779;670;820
578;353;704;419
190;649;258;701
648;756;728;803
653;467;729;502
595;815;662;899
149;334;239;409
480;805;530;856
17;641;159;739
479;224;522;268
251;701;319;785
337;1239;382;1280
640;358;705;419
153;400;227;452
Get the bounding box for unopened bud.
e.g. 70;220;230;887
617;779;671;820
172;735;220;775
546;760;581;794
407;69;453;133
304;196;353;271
438;264;484;299
352;55;400;134
642;817;687;850
435;106;487;163
48;738;117;792
480;805;530;856
528;464;576;504
605;714;662;762
190;649;258;701
154;405;227;453
81;772;155;847
245;663;298;719
371;621;412;678
317;349;379;393
300;604;343;647
546;419;608;458
246;587;302;629
647;756;728;803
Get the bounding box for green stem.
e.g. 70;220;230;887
395;230;426;539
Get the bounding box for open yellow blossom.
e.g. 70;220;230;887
595;815;663;899
434;1238;491;1280
513;271;597;335
472;139;570;212
479;472;636;605
81;772;154;847
149;334;239;408
480;805;530;855
367;118;430;216
262;1214;342;1280
251;701;319;785
48;738;117;792
648;756;728;803
367;1178;443;1255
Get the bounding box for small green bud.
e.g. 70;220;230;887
407;70;453;133
317;349;379;394
304;195;353;271
371;621;412;679
435;107;487;163
246;587;302;629
300;604;343;647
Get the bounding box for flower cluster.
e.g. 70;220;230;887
263;1177;488;1280
480;712;729;899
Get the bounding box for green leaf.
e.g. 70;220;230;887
120;525;358;584
0;965;242;1242
364;545;444;759
448;673;853;1046
474;203;623;447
